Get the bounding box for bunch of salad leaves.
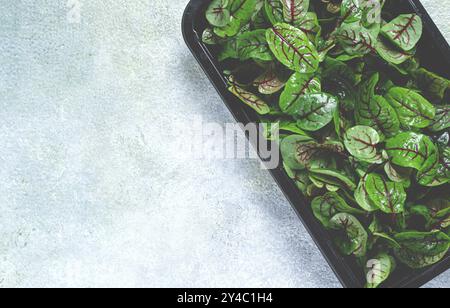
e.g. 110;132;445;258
203;0;450;288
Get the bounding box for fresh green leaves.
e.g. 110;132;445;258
236;29;273;61
430;106;450;132
265;0;284;25
356;95;400;140
266;23;319;73
364;173;406;214
395;231;450;269
381;14;423;51
386;132;437;170
205;1;450;288
395;231;450;256
312;192;363;229
206;0;231;27
287;93;338;131
281;0;309;26
279;73;321;111
215;0;257;38
344;126;381;163
336;21;378;56
330;213;368;257
365;253;396;289
376;36;415;65
385;87;436;128
354;74;401;140
281;135;343;170
253;69;285;94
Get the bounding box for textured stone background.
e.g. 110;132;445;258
0;0;448;288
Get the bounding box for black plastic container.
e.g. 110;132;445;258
182;0;450;288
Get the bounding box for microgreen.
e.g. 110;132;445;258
204;0;450;288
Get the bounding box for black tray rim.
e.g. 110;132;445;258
182;0;450;288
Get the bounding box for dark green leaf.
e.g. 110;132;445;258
287;93;338;131
395;248;448;269
336;21;378;56
412;68;450;101
365;173;406;214
330;213;368;257
236;29;274;61
312;192;364;229
395;231;450;256
279;73;321;112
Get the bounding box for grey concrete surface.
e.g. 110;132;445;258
0;0;448;288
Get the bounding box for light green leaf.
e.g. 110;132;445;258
381;14;423;51
202;28;220;45
354;176;379;212
281;0;309;25
281;137;345;170
430;106;450;132
309;168;357;191
280;134;315;170
344;126;382;163
386;132;438;170
266;23;319;73
357;95;400;140
253;69;285;94
336;21;378;56
376;36;415;65
365;253;396;289
385;87;436;128
341;0;363;23
417;147;450;186
384;162;411;184
206;0;231;27
297;12;321;42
